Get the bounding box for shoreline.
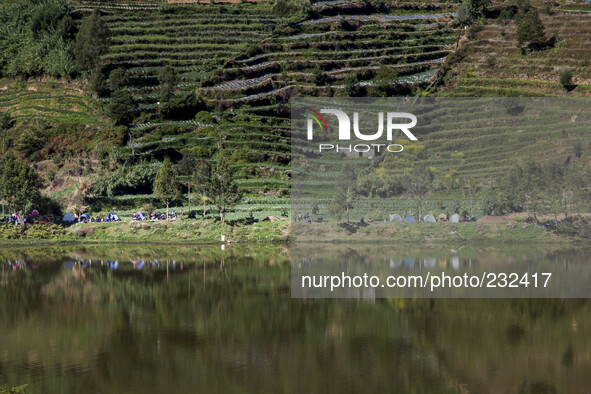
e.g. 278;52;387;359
0;219;588;245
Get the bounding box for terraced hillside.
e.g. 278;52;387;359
200;4;457;106
438;5;591;96
96;2;279;115
0;79;106;125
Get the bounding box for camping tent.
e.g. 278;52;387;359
107;213;120;221
423;257;436;268
63;260;75;270
31;209;40;216
436;213;447;221
389;214;402;222
450;214;460;223
62;212;76;222
404;214;415;222
80;214;90;221
424;214;436;223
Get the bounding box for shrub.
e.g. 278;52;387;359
195;111;215;124
559;70;574;91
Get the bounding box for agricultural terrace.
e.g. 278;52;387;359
0;79;106;125
438;4;591;96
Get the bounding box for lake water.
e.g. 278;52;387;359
1;244;590;393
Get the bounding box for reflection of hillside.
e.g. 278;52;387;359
406;299;591;393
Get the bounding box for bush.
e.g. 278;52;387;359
92;162;160;196
559;70;575;91
195;111;215;124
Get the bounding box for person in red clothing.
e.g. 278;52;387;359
180;210;184;220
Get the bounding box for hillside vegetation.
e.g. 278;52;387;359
1;0;591;226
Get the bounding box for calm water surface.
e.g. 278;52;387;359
0;244;590;393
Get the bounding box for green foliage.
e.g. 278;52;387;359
272;0;291;18
195;111;214;124
90;68;107;95
344;74;360;97
515;5;546;48
210;156;242;223
175;152;196;177
403;166;433;216
108;90;137;126
93;161;159;197
0;153;43;214
153;157;181;213
559;70;574;91
159;64;177;103
194;159;212;216
109;68;130;91
161;92;204;120
74;10;110;71
0;383;28;393
0;0;76;78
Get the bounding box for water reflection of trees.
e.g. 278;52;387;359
1;245;591;392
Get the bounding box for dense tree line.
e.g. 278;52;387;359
484;156;591;220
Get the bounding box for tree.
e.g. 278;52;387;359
0;112;14;153
194;159;212;217
515;6;546;49
175;152;196;217
272;0;291;17
403;166;433;217
328;187;354;221
328;163;357;222
108;90;137;126
0;153;43;216
90;67;107;96
559;70;575;92
153;157;181;221
73;10;110;71
210;156;242;224
159;65;177;103
109;68;130;91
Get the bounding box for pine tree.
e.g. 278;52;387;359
73;10;110;71
154;157;181;221
158;65;177;103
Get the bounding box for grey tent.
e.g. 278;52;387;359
423;257;436;268
450;214;460;223
424;214;436;223
404;214;415;222
389;214;402;222
80;214;90;221
62;212;76;222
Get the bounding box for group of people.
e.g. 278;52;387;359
1;210;46;225
132;211;183;221
295;213;323;223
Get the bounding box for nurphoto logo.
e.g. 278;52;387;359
305;108;418;154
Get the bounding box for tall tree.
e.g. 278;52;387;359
175;152;196;217
158;65;177;103
154;157;181;221
210;156;241;224
73;10;110;71
0;153;43;216
515;6;546;49
194;159;212;217
403;166;433;217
